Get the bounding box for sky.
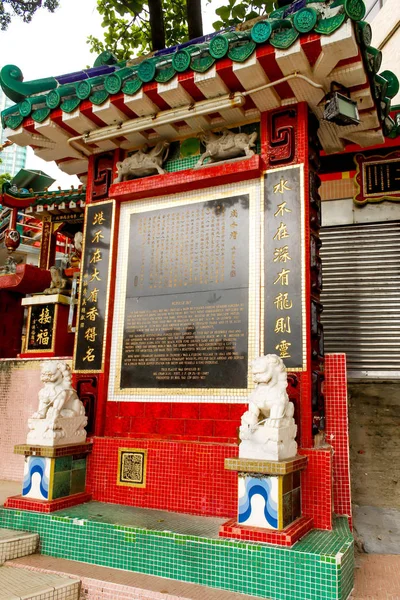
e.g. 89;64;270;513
0;0;222;190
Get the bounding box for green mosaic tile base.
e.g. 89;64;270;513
0;505;353;600
52;455;87;500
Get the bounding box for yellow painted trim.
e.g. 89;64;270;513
48;457;55;501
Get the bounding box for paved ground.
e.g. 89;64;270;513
0;480;19;506
351;554;400;600
353;505;400;554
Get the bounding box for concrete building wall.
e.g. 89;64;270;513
322;197;400;226
348;382;400;509
321;180;400;509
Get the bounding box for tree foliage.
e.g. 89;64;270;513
88;0;188;61
88;0;276;62
0;171;11;188
0;0;59;30
212;0;274;31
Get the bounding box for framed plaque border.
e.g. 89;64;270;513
116;447;148;489
24;303;58;354
109;179;262;401
354;150;400;205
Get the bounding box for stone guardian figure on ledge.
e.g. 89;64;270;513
239;354;297;461
41;266;72;296
114;141;170;182
27;361;87;446
196;129;257;167
69;230;83;269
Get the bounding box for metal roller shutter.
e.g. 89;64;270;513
320;221;400;379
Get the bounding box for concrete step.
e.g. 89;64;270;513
0;530;38;564
0;564;80;600
7;555;265;600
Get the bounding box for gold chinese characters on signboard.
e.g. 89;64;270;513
264;165;306;370
73;201;115;373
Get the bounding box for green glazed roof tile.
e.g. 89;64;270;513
0;0;396;139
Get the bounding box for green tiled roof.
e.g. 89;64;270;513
1;0;398;136
2;181;86;208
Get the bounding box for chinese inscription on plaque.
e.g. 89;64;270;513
120;196;250;390
264;166;305;369
117;448;147;488
26;304;55;351
73;201;115;372
354;151;400;205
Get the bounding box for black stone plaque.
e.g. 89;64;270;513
364;160;400;195
121;196;249;389
73;200;115;372
354;151;400;205
264;166;304;369
26;303;55;351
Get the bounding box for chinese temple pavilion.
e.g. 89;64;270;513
0;1;398;598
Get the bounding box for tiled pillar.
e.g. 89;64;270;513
325;353;352;527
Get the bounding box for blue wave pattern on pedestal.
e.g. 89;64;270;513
22;457;49;499
238;477;278;528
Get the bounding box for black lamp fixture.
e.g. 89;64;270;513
323;82;360;127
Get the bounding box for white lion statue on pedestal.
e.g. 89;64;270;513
239;355;297;461
27;361;87;447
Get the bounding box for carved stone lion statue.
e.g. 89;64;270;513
239;355;297;461
33;361;85;421
196;129;257;167
27;361;87;446
0;255;19;275
114;141;170;182
70;231;83;269
42;266;72;296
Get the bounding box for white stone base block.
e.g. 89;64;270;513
27;416;87;447
239;423;298;461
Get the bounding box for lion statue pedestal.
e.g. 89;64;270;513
27;415;87;446
239;354;297;461
5;360;92;512
219;355;308;535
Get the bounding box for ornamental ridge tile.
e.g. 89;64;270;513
2;181;86;208
0;0;398;138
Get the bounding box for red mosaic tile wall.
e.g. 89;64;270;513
5;492;91;513
104;402;245;443
299;447;333;530
86;436;238;517
87;435;335;526
324;353;352;527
